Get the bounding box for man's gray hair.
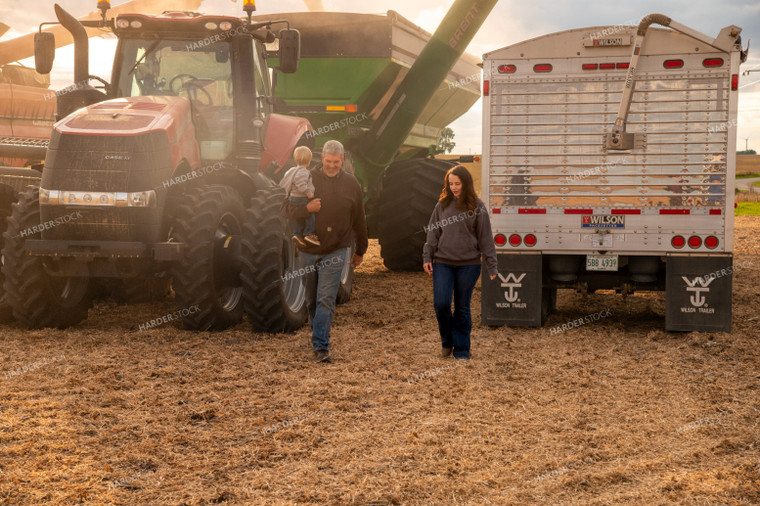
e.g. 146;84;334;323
322;140;344;157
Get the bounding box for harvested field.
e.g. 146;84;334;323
1;218;759;505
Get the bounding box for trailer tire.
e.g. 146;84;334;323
377;158;456;271
169;185;245;330
241;188;308;332
2;187;91;328
0;185;18;322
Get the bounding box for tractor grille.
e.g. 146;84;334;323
39;130;171;242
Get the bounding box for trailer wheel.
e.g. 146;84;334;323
0;185;18;322
169;185;245;330
377;158;456;271
241;188;308;332
2;187;91;328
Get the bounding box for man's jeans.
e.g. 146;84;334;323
432;263;481;359
289;196;316;237
299;247;350;352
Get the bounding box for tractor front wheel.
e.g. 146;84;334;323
241;188;308;332
3;187;91;328
169;185;245;330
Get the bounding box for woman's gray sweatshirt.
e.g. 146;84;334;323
422;198;498;276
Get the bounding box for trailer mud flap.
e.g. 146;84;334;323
481;253;542;327
666;255;732;332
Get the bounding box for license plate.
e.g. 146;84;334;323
586;254;618;271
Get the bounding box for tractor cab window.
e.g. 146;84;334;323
252;41;272;115
117;39;234;160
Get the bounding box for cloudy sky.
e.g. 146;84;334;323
2;0;758;153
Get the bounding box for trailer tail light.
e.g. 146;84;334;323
709;209;722;215
704;236;719;249
671;235;685;249
564;209;592;214
703;58;724;67
533;64;552;73
518;208;546;214
611;209;641;215
660;209;690;215
616;62;629;69
582;63;598;70
524;234;537;247
498;64;516;73
494;234;507;247
664;59;684;69
688;236;702;249
483;80;490;96
732;74;738;90
599;63;615;70
509;234;522;246
492;208;501;214
116;19;130;29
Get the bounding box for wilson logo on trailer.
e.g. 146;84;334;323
682;276;715;308
581;215;625;228
499;272;526;302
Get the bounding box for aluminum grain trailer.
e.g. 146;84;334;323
481;14;746;332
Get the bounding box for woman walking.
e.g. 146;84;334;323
423;166;498;360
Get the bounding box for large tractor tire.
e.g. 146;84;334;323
241;188;308;332
336;238;355;305
169;185;245;331
0;185;18;322
2;187;92;328
377;158;456;271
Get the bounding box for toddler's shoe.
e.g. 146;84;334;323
304;235;321;247
292;236;307;249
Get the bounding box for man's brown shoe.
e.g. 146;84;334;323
442;347;453;358
313;350;331;363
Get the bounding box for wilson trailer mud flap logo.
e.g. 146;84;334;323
681;276;715;313
496;273;527;308
581;215;625;228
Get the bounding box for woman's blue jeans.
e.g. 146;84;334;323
432;263;481;359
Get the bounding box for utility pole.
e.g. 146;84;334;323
746;137;750;151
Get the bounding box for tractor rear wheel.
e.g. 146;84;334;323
0;185;18;322
377;158;456;271
241;188;308;332
169;185;245;330
3;187;91;328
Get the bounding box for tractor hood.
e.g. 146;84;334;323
55;95;193;138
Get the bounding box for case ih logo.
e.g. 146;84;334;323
498;273;526;302
581;215;625;228
682;276;715;307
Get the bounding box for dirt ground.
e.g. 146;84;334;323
1;218;759;505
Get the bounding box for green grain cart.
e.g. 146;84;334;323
257;0;496;271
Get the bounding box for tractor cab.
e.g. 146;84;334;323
110;13;271;160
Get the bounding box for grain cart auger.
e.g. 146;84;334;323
2;0;312;331
257;0;497;273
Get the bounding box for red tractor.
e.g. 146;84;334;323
2;1;312;330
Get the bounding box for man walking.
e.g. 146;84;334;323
283;140;368;362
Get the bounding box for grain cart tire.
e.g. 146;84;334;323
3;187;91;328
241;188;308;332
169;185;245;330
0;185;18;322
377;158;456;271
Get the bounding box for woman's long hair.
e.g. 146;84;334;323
439;165;477;213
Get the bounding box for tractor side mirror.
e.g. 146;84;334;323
34;32;56;75
278;28;300;74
